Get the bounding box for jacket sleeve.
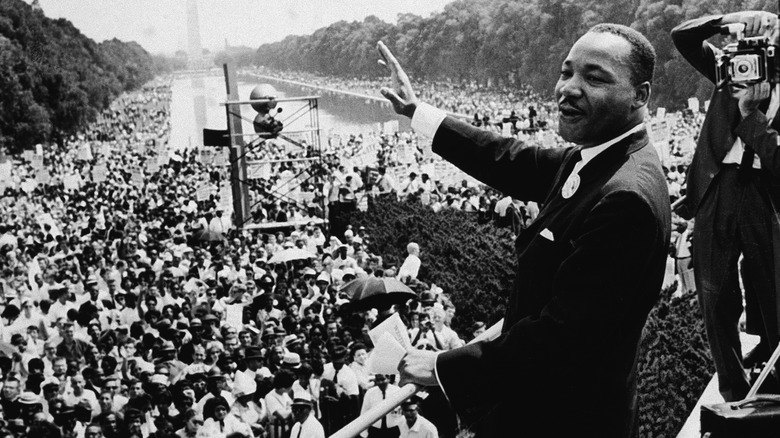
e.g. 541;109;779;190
735;110;780;178
431;116;568;203
671;15;726;84
435;189;665;423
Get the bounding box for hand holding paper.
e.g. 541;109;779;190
398;348;439;387
366;332;408;375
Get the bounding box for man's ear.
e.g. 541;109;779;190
633;82;651;109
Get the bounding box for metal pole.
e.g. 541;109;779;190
224;63;251;228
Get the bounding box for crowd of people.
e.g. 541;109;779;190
0;60;711;438
246;68;703;243
0;74;481;438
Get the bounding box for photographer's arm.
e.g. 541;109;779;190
734;83;780;177
671;15;727;83
671;12;776;83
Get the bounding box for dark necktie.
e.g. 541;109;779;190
739;99;770;180
381;389;387;429
219;420;224;432
296;423;302;438
333;369;338;384
740;143;755;180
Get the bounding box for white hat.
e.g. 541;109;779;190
233;370;257;397
316;272;330;284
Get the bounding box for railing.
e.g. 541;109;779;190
329;319;504;438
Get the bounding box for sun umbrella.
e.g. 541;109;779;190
339;277;417;312
194;228;225;242
0;342;16;357
267;248;316;264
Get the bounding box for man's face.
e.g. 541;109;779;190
72;375;85;393
2;381;18;400
327;322;339;338
292;404;311;424
224;337;239;353
53;359;67;376
403;404;419;424
129;382;144;398
86;425;103;438
99;392;113;412
555;32;641;147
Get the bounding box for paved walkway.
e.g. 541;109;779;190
675;333;760;438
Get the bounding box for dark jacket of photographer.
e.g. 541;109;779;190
672;15;780;219
672;15;780;337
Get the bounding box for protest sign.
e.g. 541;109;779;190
92;164;107;183
357;194;369;212
687;97;700;112
36;169;50;185
196;184;211;202
31;156;44;170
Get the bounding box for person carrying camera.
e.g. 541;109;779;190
672;11;780;401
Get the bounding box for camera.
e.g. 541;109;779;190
715;23;780;88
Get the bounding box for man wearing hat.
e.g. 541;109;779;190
290;391;324;438
242;346;272;380
193;368;234;416
156;339;186;379
321;345;359;432
360;374;402;438
282;352;302;370
18;391;47;424
398;397;437;438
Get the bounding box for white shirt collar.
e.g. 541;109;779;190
579;123;646;166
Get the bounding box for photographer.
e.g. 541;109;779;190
672;11;780;402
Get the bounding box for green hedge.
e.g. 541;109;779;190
350;196;515;335
350;196;712;437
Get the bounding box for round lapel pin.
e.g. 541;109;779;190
562;173;580;199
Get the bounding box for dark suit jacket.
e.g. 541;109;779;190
671;15;780;220
672;16;780;335
431;116;671;437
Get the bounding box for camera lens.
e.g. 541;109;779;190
738;64;750;74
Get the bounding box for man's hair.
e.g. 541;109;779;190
589;23;656;85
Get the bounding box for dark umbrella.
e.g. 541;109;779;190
339;277;417;312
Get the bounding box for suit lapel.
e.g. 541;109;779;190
530;130;648;229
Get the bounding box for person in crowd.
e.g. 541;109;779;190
672;10;780;402
379;21;670;437
396;243;421;283
359;374;401;438
288;392;324;438
397;398;437;438
196;396;252;438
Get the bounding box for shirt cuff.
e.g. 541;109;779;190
433;353;451;403
411;103;447;138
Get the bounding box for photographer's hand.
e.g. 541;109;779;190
377;41;419;118
734;82;772;118
722;11;777;37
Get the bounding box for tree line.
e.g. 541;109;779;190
0;0;170;155
252;0;779;110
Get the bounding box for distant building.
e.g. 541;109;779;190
186;0;213;70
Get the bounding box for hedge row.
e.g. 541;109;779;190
349;196;712;437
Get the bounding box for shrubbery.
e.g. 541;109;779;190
351;196;712;437
0;0;159;154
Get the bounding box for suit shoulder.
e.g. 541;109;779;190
607;145;669;206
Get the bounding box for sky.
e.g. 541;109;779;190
33;0;456;55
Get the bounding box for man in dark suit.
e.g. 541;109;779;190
379;23;671;438
672;11;780;402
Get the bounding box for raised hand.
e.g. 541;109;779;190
377;41;419;118
732;82;772;118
